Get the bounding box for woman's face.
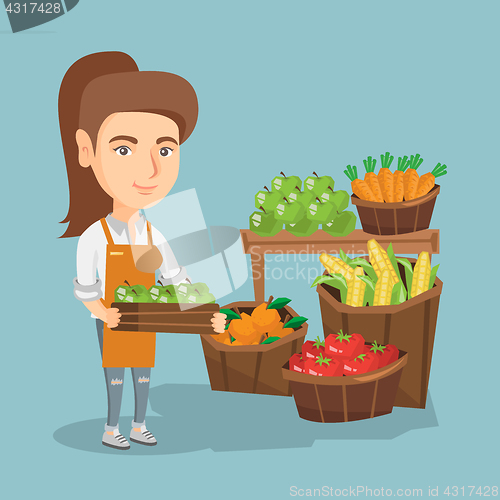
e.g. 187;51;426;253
78;112;180;210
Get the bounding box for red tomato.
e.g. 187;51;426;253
325;331;365;360
302;337;325;360
304;354;343;377
366;342;399;368
289;353;305;373
343;352;379;376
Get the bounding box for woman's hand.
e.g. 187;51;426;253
211;312;227;334
105;307;122;328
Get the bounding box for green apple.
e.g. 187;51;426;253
250;209;283;236
122;284;153;303
255;186;281;211
187;291;216;304
176;282;209;296
306;198;337;224
149;283;176;302
319;188;350;213
323;211;357;236
157;290;181;303
275;197;306;224
288;187;315;208
285;216;319;237
272;172;302;198
304;172;334;197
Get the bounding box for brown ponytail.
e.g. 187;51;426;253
59;52;139;238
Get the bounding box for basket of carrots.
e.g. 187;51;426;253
344;152;447;235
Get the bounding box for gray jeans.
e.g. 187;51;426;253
96;320;151;431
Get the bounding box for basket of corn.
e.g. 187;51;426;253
344;153;447;235
200;298;308;396
311;239;443;409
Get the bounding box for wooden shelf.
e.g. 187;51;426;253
240;229;440;302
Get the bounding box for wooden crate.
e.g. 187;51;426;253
110;302;219;334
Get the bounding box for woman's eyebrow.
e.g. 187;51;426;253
109;135;138;144
156;136;179;146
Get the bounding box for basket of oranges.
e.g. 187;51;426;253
200;297;308;396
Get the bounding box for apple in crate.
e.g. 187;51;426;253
304;172;334;197
275;197;306;224
187;290;216;304
288;187;315;208
285;215;319;237
116;282;153;303
250;208;283;236
272;171;302;198
157;288;182;304
323;211;356;236
306;198;337;224
255;186;281;211
149;282;176;302
177;282;209;296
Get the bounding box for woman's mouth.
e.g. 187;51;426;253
133;182;158;194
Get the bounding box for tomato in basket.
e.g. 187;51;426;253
304;354;343;377
289;353;305;373
343;352;379;376
365;342;399;368
325;331;364;360
302;337;325;360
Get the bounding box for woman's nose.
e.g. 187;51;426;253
148;150;160;179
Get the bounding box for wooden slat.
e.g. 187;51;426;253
116;313;216;325
113;322;215;334
111;302;219;313
240;229;440;255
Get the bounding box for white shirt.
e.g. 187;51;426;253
73;214;188;307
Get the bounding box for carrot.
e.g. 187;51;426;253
403;154;423;200
344;164;376;201
362;156;384;203
393;155;409;202
415;163;447;198
378;152;394;202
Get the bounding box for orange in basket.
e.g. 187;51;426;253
228;313;260;344
251;303;280;334
267;321;293;339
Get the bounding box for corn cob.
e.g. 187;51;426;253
373;269;393;306
346;266;366;307
367;239;399;284
411;251;431;297
319;252;354;281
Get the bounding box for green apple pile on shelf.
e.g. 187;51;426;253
249;172;357;237
114;280;216;305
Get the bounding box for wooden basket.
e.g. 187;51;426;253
351;185;440;235
110;302;219;334
200;301;308;396
316;260;442;409
282;348;408;423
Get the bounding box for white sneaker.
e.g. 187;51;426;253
102;429;130;450
130;425;157;446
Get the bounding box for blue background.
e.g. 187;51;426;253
1;1;498;498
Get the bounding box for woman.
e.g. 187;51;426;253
59;52;226;450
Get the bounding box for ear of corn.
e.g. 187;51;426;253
319;252;354;281
367;239;399;284
373;269;393;306
346;266;366;307
411;251;431;297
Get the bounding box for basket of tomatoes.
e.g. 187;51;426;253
201;296;308;396
282;331;408;423
345;153;447;235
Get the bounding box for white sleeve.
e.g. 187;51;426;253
73;223;103;302
151;225;191;285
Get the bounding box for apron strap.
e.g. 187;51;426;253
100;218;114;245
147;221;153;246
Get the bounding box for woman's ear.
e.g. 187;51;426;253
75;129;95;168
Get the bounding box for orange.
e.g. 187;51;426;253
251;303;280;334
211;331;230;343
267;321;294;339
228;313;260;344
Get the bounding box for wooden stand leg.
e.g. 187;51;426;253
251;252;265;303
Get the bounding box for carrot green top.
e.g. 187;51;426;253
408;153;424;171
344;164;359;182
363;156;377;173
397;155;410;172
380;151;394;169
431;162;447;178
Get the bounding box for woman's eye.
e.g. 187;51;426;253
113;146;132;156
159;147;173;158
